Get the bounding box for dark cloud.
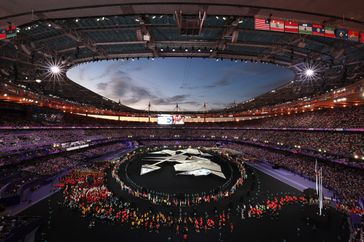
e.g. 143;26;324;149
109;71;154;105
213;75;231;87
103;70;193;107
90;61;148;81
180;71;233;90
180;64;293;92
153;94;190;105
89;61;129;81
198;80;229;89
96;82;108;90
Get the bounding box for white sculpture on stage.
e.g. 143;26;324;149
140;148;226;179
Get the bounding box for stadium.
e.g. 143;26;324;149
0;0;363;241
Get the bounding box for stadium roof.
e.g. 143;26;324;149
1;0;364;27
0;0;364;112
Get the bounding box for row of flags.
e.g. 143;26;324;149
255;18;364;43
0;25;17;40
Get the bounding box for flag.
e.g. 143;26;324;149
324;26;335;38
360;33;364;43
270;19;284;32
284;21;298;33
299;23;312;35
0;29;6;40
255;18;270;31
312;24;325;36
335;28;348;39
348;30;359;41
6;25;17;38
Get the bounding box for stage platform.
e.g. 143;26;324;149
247;161;334;199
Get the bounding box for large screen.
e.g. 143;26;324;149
172;115;184;124
157;114;173;125
157;114;184;125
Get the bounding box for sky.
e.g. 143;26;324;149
66;58;294;111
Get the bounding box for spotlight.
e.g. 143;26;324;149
296;62;321;82
305;69;314;77
50;66;61;74
35;79;42;83
43;59;65;81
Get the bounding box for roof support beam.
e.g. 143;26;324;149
136;15;158;57
58;41;146;53
35;13;107;58
57;40;309;61
210;16;242;57
70;52;292;67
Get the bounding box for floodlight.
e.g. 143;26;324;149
305;69;314;77
50;65;61;74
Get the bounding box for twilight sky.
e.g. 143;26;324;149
66;58;294;111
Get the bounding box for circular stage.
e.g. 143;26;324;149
112;147;246;206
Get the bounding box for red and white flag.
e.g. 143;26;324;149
284;21;298;33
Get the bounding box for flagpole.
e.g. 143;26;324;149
319;168;323;216
315;159;318;195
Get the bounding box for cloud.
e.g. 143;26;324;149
180;70;234;90
109;70;154;104
96;82;108;90
153;94;190;105
78;67;87;81
89;61;129;82
207;74;232;88
101;69;193;108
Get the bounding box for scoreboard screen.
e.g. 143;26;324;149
157;114;185;125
